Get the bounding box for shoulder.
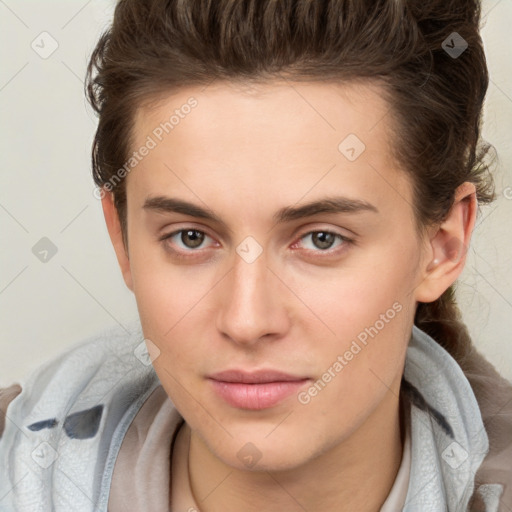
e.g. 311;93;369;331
0;384;23;438
461;345;512;425
0;322;161;511
0;320;154;441
462;346;512;510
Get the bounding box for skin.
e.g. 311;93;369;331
101;80;477;511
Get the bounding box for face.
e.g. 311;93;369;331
113;80;432;471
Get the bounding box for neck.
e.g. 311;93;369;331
186;389;406;512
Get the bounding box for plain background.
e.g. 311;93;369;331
1;0;511;387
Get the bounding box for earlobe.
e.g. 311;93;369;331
415;182;477;303
100;189;134;292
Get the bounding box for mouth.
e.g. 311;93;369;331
208;370;311;410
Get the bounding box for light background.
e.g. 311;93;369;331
1;0;511;387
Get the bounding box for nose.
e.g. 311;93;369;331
216;248;290;347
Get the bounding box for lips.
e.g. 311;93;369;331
208;370;310;410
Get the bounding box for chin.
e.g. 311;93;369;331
204;427;327;473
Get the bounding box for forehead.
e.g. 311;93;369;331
134;79;395;154
127;80;413;222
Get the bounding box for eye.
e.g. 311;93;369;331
294;230;352;253
160;229;214;252
159;227;353;258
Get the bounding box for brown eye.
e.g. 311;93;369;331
291;229;354;258
311;232;336;250
298;231;348;252
160;229;212;253
180;230;205;248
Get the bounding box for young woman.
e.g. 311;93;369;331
1;0;511;510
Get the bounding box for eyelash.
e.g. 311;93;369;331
158;228;354;259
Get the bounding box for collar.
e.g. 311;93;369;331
401;325;490;511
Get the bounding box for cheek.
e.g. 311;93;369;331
284;240;418;398
128;239;204;327
127;245;215;372
294;286;413;444
283;241;418;338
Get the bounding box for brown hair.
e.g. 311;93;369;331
85;0;495;365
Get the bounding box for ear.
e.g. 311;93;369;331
101;189;134;292
414;182;477;303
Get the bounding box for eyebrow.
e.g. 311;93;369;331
143;195;378;228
